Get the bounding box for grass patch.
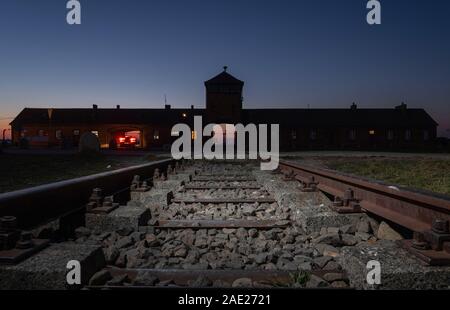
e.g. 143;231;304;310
324;158;450;196
0;154;157;193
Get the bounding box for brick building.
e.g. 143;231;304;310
10;67;438;151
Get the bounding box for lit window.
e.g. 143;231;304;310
369;130;375;135
91;131;99;137
405;130;412;141
153;130;160;140
349;129;356;141
55;130;62;140
423;130;429;141
191;131;197;140
291;129;297;140
387;130;394;141
309;130;317;141
73;130;80;136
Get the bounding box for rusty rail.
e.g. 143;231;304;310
279;160;450;232
279;160;450;265
0;158;176;229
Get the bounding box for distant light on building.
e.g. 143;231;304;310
369;130;375;135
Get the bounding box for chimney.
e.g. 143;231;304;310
350;102;357;110
93;104;98;110
191;105;194;110
165;104;171;110
116;105;120;109
395;102;407;110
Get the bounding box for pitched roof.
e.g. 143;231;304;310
243;108;438;128
10;108;205;126
204;68;244;86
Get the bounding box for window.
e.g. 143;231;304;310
309;130;317;141
38;129;46;137
369;130;375;135
153;130;160;140
349;129;356;141
73;130;80;136
291;129;297;140
387;130;394;141
91;131;99;137
20;129;28;138
55;130;62;140
405;130;412;141
423;130;429;141
191;131;197;140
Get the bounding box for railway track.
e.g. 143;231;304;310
1;159;449;289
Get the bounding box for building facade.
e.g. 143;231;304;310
10;67;438;151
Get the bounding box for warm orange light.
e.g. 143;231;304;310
119;137;125;142
130;137;136;143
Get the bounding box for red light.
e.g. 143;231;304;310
130;138;136;143
119;137;125;142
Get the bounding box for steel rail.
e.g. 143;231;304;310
0;158;176;229
278;160;450;233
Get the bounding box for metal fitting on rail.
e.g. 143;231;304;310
0;216;50;265
401;219;450;266
167;164;174;175
153;168;167;182
86;188;103;211
300;176;318;192
86;188;119;214
15;231;34;249
330;188;362;214
0;216;20;251
282;169;296;181
130;175;151;192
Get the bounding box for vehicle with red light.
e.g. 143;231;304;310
117;135;137;148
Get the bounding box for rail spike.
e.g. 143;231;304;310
87;188;103;211
167;164;174;175
282;169;296;181
153;168;160;181
130;175;141;191
329;188;362;214
400;219;450;266
130;175;151;192
0;215;50;265
300;176;318;192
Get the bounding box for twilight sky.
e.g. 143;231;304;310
1;0;449;138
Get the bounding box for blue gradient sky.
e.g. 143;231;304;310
1;0;449;137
